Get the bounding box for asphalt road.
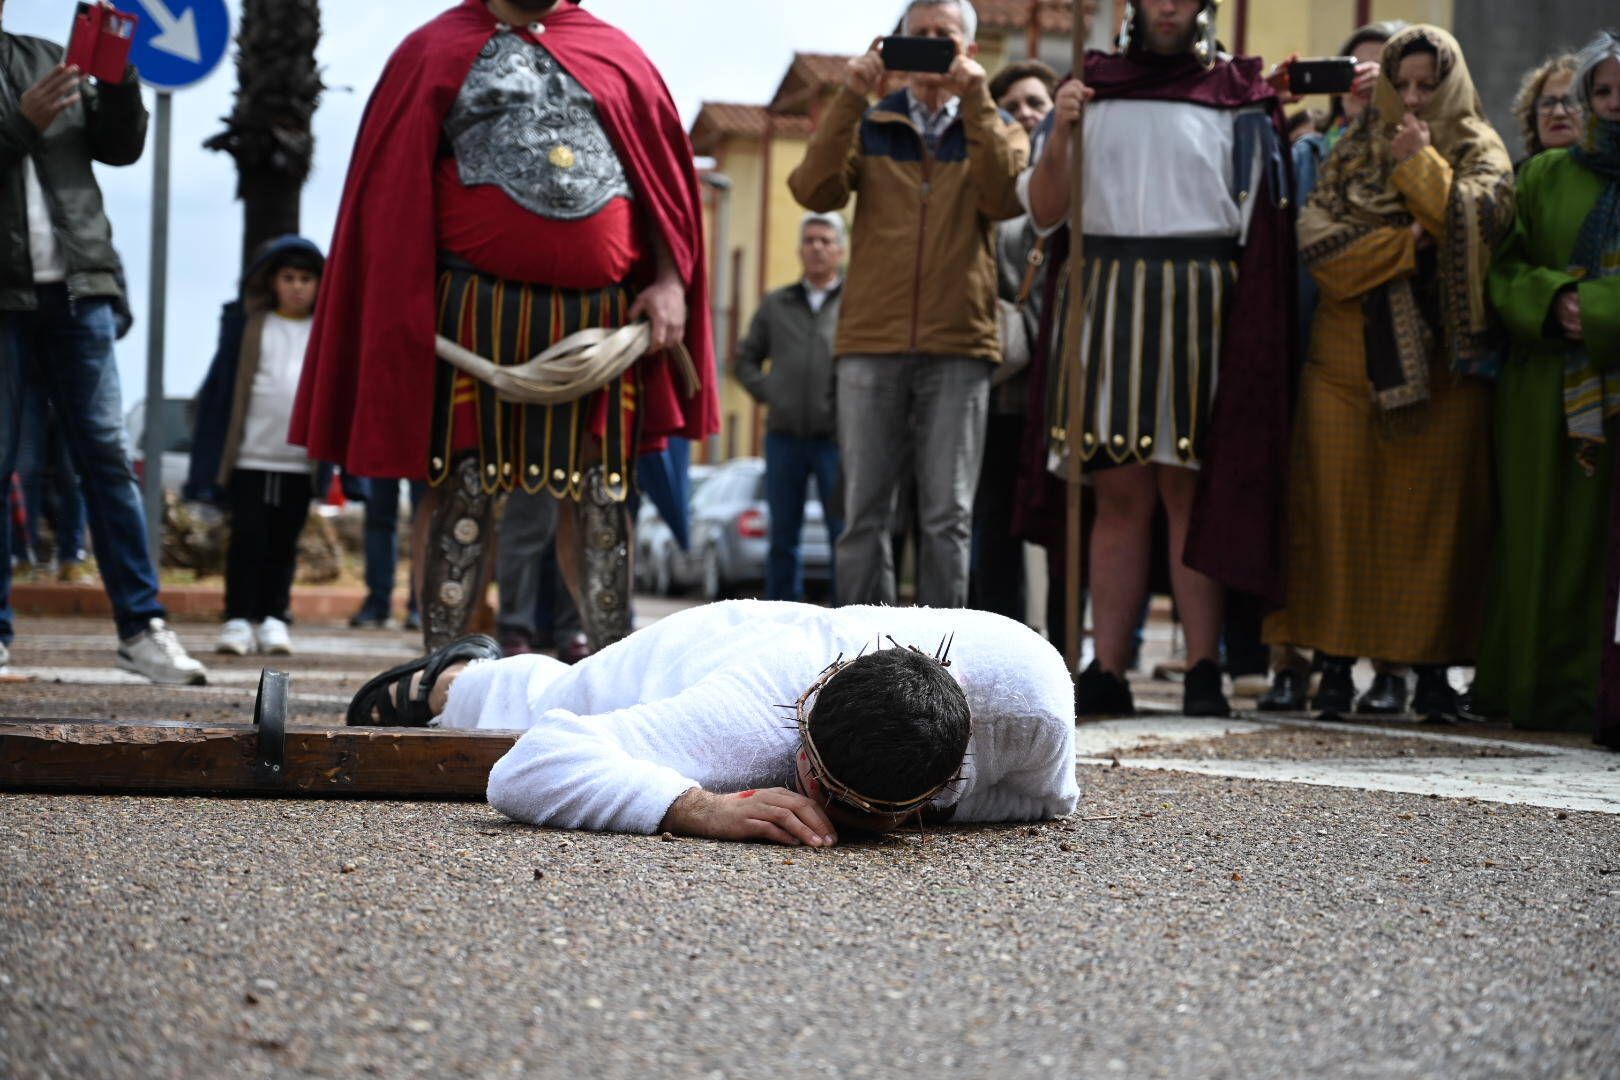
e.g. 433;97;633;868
2;612;1618;1078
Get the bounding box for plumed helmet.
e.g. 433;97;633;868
1118;0;1224;69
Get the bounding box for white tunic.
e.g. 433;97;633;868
1018;98;1265;242
439;600;1080;834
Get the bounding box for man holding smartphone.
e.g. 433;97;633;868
0;0;210;685
789;0;1028;611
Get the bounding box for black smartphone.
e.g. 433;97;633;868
881;35;957;74
1288;57;1359;95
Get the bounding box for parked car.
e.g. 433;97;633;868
662;457;832;601
635;465;713;596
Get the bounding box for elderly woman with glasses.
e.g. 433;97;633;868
1480;32;1620;744
1512;52;1586;163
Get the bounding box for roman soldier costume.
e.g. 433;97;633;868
291;0;718;648
1017;0;1297;604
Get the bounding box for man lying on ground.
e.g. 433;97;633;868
348;600;1079;845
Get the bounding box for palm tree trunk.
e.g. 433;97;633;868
205;0;324;269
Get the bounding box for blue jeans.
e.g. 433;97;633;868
0;285;164;643
359;478;423;617
15;382;86;564
764;432;841;602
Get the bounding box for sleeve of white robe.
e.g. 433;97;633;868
485;670;758;835
952;711;1079;823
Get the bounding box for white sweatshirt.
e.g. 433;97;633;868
236;313;313;473
439;600;1080;834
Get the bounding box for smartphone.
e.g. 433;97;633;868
881;36;957;75
1288;57;1359;95
66;2;138;84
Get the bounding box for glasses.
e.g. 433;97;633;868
1536;94;1578;115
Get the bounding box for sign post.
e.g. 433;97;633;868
115;0;231;562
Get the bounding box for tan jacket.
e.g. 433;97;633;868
789;84;1028;362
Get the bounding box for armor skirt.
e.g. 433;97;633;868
428;258;642;502
1049;236;1239;471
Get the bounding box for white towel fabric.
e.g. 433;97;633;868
439;600;1080;834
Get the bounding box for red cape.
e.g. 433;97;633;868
1016;52;1298;606
290;0;719;479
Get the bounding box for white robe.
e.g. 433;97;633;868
438;600;1080;834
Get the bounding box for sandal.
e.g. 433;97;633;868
345;634;503;727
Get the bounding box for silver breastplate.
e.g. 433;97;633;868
446;30;634;221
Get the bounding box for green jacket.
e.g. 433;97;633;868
0;32;147;311
789;84;1028;362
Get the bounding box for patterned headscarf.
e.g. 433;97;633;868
1562;34;1620;470
1299;25;1514;412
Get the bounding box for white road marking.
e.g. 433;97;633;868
1077;717;1620;814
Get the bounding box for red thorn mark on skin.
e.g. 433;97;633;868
739;790;757;799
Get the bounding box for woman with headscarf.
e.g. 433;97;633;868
1263;25;1514;722
1480;32;1620;741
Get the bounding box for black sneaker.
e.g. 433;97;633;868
1312;656;1356;718
349;605;389;630
1076;661;1135;718
1257;668;1308;712
1356;672;1409;716
1183;659;1231;717
1413;666;1459;723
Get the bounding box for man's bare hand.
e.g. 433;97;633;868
1556;289;1584;341
1392;112;1431;162
845;38;886;97
629;277;687;354
1046;79;1093;147
661;788;839;847
20;64;84;134
947;53;987;98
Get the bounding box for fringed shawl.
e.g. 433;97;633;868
1298;25;1514;412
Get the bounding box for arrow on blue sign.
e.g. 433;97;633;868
116;0;231;91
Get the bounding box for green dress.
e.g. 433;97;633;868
1477;151;1620;731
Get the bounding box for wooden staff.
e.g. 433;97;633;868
1062;10;1088;676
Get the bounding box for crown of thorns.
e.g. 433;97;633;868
786;635;969;817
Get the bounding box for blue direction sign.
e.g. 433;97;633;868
114;0;231;91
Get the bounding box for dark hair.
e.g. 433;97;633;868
1399;36;1439;62
989;60;1059;104
267;247;324;279
807;647;971;806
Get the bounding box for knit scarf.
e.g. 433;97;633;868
1563;117;1620;473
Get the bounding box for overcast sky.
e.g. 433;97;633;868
4;0;890;403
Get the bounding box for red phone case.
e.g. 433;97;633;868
66;4;139;84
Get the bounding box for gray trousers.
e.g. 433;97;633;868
835;354;991;608
497;488;581;645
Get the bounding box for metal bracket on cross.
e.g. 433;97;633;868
253;670;290;785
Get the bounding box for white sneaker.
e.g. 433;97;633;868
216;619;255;656
0;639;9;670
118;619;209;686
255;617;293;656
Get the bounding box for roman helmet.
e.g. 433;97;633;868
1117;0;1224;68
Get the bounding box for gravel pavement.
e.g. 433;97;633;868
3;610;1619;1078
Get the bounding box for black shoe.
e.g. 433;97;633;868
1257;668;1308;712
1183;659;1231;718
1356;672;1409;716
1413;666;1459;723
1312;656;1355;717
1076;661;1135;718
349;606;389;630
